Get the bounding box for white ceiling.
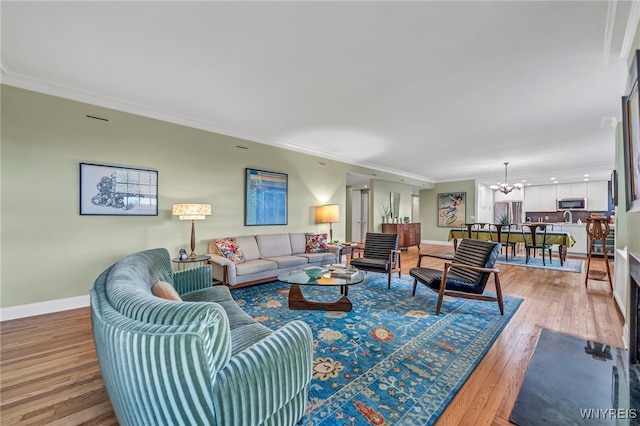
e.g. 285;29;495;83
2;1;639;189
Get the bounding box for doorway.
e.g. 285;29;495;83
351;189;368;243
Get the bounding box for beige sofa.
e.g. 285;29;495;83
207;233;339;287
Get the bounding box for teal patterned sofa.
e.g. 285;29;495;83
90;248;314;426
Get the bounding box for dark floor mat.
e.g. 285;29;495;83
510;328;640;425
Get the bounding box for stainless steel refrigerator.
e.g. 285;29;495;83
494;201;523;224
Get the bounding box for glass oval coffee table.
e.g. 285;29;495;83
278;268;364;312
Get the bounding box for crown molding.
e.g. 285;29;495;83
1;68;434;185
620;0;640;60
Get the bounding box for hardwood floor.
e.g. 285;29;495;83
0;244;622;425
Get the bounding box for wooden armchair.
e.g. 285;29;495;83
349;232;401;289
409;239;503;315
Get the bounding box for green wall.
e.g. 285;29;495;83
0;85;430;308
419;179;477;242
369;179;414;233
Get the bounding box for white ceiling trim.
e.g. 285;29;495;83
603;0;617;65
1;67;435;185
620;0;640;59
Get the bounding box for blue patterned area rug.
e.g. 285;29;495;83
495;255;584;273
231;273;523;425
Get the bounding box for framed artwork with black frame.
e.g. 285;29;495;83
79;162;158;216
244;168;288;226
621;49;640;213
611;169;618;207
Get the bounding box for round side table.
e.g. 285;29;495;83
172;254;211;271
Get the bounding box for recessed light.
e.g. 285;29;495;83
521;180;527;183
550;177;555;180
364;185;368;188
584;174;589;177
584;178;589;181
554;181;558;184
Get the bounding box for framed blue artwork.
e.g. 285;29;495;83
245;168;288;225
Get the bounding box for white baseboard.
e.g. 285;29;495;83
0;295;90;321
423;240;454;246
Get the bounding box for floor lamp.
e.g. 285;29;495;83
315;204;340;242
173;203;211;258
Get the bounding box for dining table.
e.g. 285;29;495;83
448;223;576;266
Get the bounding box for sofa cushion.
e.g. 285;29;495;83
256;234;292;258
152;281;182;301
305;233;329;253
181;286;234;304
289;233;307;254
215;237;246;264
235;259;278;276
296;252;336;263
262;255;308;268
235;235;261;261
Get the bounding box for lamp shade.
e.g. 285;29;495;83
172;203;211;220
315;204;340;223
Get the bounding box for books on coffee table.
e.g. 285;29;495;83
329;268;359;279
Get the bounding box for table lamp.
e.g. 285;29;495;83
172;203;211;258
315;204;340;242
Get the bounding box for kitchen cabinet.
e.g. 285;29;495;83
539;185;557;210
587;181;609;211
556;182;587;199
524;186;541;212
381;223;421;250
494;189;524;202
525;185;557;211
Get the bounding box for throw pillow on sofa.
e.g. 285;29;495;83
215;237;246;264
152;281;182;301
305;233;328;253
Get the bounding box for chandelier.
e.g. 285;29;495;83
489;162;523;195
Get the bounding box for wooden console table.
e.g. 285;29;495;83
382;223;421;250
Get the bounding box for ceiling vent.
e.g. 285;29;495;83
84;114;109;123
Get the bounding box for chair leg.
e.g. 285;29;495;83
494;272;504;315
548;248;552;264
412;278;417;296
387;271;391;289
436;268;450;315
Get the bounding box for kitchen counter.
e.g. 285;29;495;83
549;222;614;255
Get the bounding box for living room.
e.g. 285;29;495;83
2;2;640;425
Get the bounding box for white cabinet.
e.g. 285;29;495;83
494;189;524;202
556;182;587;199
587;181;609;211
525;185;557;212
539;185;557;211
524;186;541;212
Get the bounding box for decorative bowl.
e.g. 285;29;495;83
303;266;327;279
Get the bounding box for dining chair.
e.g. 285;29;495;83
521;223;553;265
491;224;517;261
